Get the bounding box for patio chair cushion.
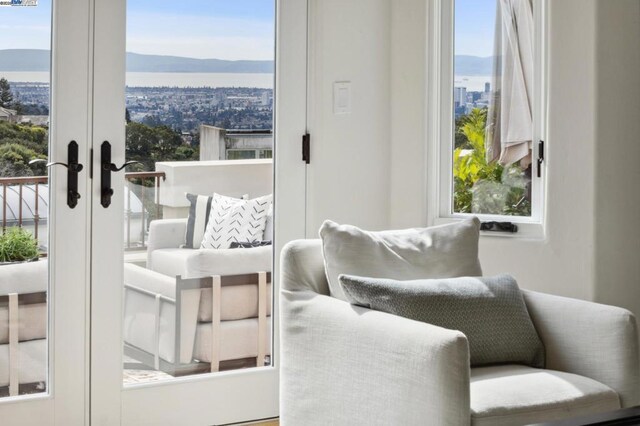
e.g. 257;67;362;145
149;246;272;321
150;246;272;279
339;274;544;367
193;317;271;363
0;339;46;387
0;303;46;344
470;365;620;425
319;217;482;302
0;260;48;344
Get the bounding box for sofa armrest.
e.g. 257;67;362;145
147;219;188;269
280;290;470;426
523;290;640;407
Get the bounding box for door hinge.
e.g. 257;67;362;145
90;148;93;179
536;140;544;178
302;133;310;164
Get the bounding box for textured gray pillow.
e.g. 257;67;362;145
339;274;545;368
319;218;482;302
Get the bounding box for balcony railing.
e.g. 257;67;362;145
0;171;165;251
124;171;166;250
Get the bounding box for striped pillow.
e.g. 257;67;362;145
184;193;246;248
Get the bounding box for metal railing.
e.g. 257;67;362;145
0;176;48;241
0;171;165;250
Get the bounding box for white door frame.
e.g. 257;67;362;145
0;0;91;423
89;0;308;423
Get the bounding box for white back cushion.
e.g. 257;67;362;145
319;218;482;301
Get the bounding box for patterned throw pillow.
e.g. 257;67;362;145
339;274;545;368
200;193;272;249
184;193;247;248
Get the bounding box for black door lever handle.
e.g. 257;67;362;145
30;141;83;209
103;160;141;172
101;141;141;208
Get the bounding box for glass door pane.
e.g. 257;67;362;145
0;0;52;400
91;0;307;422
122;0;276;386
0;0;90;422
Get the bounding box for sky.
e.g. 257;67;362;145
0;0;275;60
0;0;52;51
0;0;496;60
455;0;497;57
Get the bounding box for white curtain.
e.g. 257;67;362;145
486;0;534;167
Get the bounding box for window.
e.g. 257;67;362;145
429;0;547;232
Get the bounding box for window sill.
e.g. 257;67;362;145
432;216;545;240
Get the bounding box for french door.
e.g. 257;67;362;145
89;0;307;424
0;0;307;424
0;0;90;423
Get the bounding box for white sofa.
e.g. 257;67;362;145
280;240;640;425
0;260;47;396
123;216;273;374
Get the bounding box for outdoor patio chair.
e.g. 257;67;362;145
0;260;47;396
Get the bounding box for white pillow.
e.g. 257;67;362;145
319;218;482;301
200;193;273;249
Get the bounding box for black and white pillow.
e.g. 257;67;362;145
229;240;272;249
200;193;272;249
184;193;246;248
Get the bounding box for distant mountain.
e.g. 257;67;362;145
454;55;494;76
0;49;491;75
126;52;274;73
0;49;274;73
0;49;50;72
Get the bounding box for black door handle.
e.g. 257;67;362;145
100;141;141;208
30;141;83;209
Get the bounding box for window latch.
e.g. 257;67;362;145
480;221;518;233
537;140;544;178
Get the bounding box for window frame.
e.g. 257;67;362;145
426;0;548;238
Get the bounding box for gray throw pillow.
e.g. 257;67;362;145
339;274;545;368
319;218;482;302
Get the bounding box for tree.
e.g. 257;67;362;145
0;78;14;108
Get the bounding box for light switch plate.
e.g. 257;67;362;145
333;81;351;115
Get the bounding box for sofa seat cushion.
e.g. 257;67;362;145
149;248;193;278
150;246;272;279
470;365;620;425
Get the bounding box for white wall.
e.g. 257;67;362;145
156;159;273;218
389;0;428;228
593;0;640;315
306;0;391;235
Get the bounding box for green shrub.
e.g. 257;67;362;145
453;108;531;217
0;227;39;263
